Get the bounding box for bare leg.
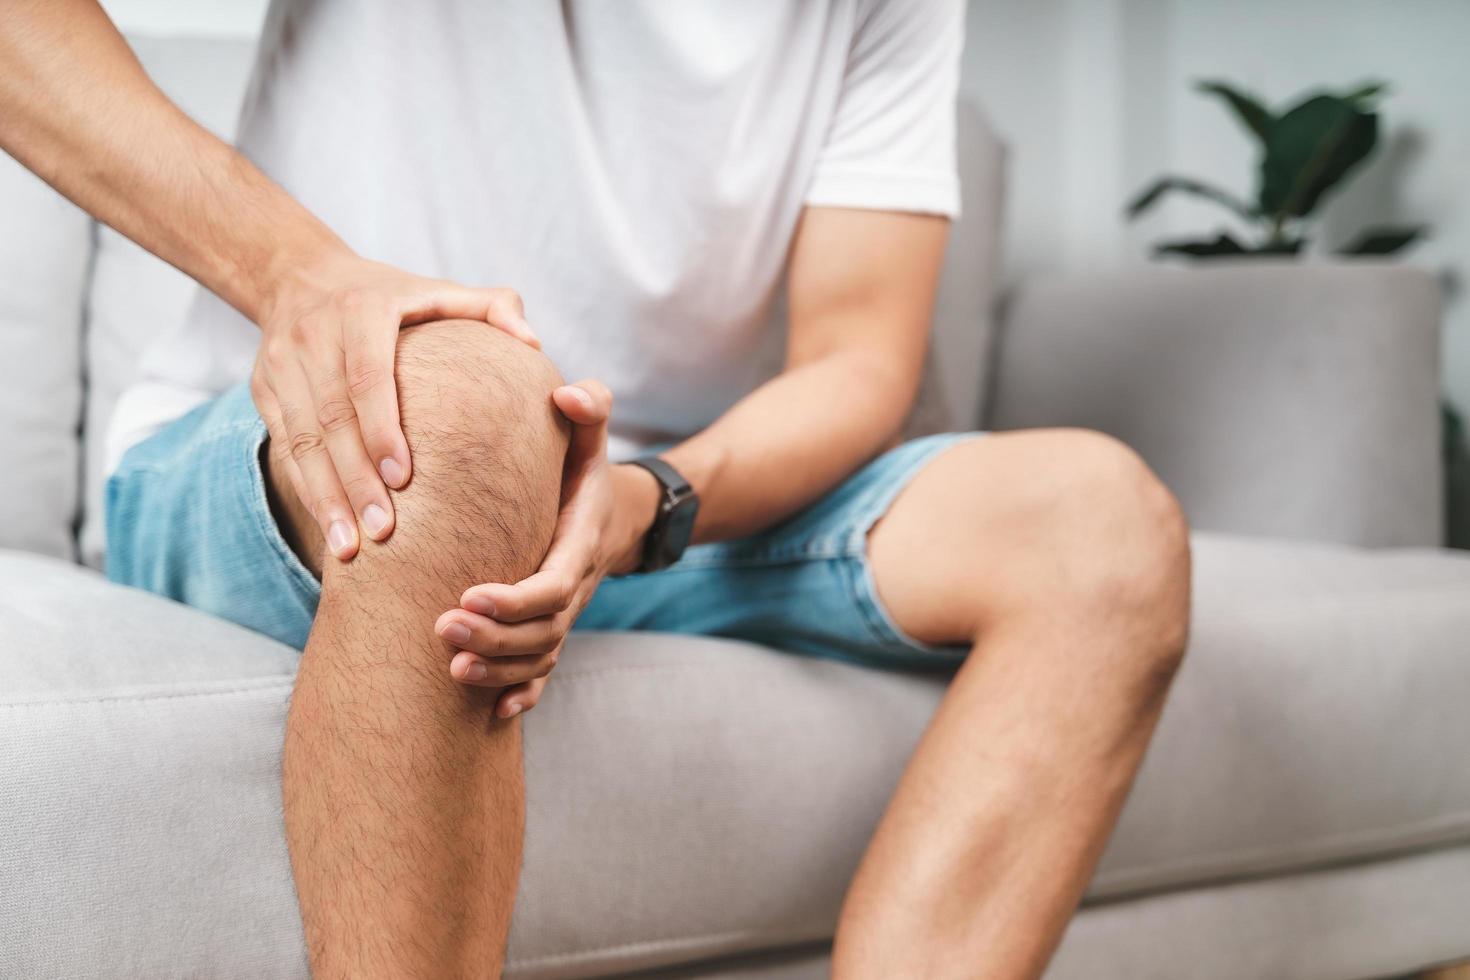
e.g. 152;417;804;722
835;430;1191;979
271;321;568;978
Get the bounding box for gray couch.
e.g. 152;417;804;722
3;35;1468;980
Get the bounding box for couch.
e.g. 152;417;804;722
3;34;1468;980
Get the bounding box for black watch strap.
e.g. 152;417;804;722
628;456;690;500
628;456;699;572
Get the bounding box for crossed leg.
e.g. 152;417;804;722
266;320;568;978
836;429;1192;978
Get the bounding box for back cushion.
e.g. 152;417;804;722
79;36;257;568
911;97;1006;435
0;155;91;560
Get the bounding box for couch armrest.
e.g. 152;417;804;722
988;262;1443;547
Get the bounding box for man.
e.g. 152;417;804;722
1;1;1190;977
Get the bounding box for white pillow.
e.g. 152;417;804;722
0;154;91;560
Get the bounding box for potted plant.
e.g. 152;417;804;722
1125;80;1422;256
1125;79;1468;548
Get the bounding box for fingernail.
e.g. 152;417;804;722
440;621;471;645
464;661;488;682
569;386;594;409
379;457;405;488
464;595;495;617
518;318;540;346
327;520;354;557
504;702;523;717
362;503;390;539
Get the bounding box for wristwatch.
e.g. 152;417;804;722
627;456;700;572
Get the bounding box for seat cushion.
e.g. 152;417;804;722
1091;533;1470;898
2;535;1469;978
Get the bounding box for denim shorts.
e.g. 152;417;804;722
107;381;977;667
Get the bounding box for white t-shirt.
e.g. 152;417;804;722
107;0;963;470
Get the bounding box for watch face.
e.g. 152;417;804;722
661;493;700;565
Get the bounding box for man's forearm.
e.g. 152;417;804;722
610;208;945;560
645;347;919;546
0;0;344;320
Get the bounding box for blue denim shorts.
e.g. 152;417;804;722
107;381;977;667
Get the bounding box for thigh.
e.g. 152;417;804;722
577;433;982;669
106;382;321;650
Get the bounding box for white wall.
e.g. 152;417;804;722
100;0;1470;407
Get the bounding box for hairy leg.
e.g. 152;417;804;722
835;430;1191;979
270;320;568;978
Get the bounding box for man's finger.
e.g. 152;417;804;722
275;363;359;561
460;563;582;622
448;650;557;689
400;283;540;349
434;609;564;658
553;381;612;496
306;334;396;543
551;379;612;428
342;308;411;490
496;674;549;719
252;378;310;510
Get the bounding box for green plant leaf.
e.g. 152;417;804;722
1125;176;1259;222
1445;400;1470;549
1342;81;1389;106
1258;94;1378;218
1196;80;1274;144
1337;225;1426;255
1153;233;1250;258
1255;237;1308;255
1153;233;1310;259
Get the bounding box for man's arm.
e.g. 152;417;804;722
0;1;332;327
0;0;536;560
614;206;949;555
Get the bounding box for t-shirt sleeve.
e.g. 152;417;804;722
805;0;964;218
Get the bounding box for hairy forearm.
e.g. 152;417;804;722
0;0;344;321
656;347;919;544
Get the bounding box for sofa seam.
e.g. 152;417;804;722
507;927;813;970
0;678;293;709
1091;810;1470;899
553;662;842;684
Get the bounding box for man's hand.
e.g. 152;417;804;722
432;380;658;718
252;249;540;561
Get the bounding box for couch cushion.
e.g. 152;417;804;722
3;536;1469;978
0;154;91;560
907;96;1005;437
0;551;303;979
78;36;257;568
1091;533;1470;898
989;264;1444;548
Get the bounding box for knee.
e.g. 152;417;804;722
368;320;570;578
393;319;569;498
1004;429;1191;677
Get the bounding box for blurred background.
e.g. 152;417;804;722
98;0;1470;413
